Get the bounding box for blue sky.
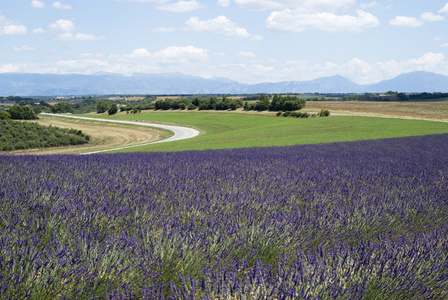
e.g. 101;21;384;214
1;0;448;84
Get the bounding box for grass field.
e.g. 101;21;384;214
88;111;448;153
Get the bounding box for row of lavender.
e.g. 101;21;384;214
1;134;447;299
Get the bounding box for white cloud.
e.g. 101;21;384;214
33;27;45;34
52;1;73;9
154;46;209;63
420;12;444;22
439;3;448;14
49;19;75;32
325;52;448;84
124;46;208;64
234;0;355;11
0;13;27;35
156;0;204;12
360;1;377;9
441;43;448;48
48;19;105;40
126;48;152;59
185;16;263;40
266;9;379;32
389;16;424;27
237;51;256;58
390;12;444;28
14;45;37;51
56;33;106;41
31;0;45;8
0;24;28;35
217;0;230;7
0;64;20;73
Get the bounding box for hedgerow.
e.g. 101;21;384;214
0;120;90;151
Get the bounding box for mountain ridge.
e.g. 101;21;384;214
1;71;447;96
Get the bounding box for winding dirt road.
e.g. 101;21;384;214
42;113;200;154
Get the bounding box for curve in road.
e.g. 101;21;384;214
41;113;200;154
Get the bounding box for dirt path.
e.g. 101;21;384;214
41;113;200;154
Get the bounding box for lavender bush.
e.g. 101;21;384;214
1;134;447;299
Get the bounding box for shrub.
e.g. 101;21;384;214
0;110;11;119
97;100;109;113
108;104;118;115
318;109;330;117
7;105;37;120
51;102;74;114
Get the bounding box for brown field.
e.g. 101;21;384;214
7;115;169;155
106;96;146;101
155;96;183;101
304;101;448;122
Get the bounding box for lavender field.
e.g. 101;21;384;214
1;134;447;299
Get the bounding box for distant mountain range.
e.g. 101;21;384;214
1;71;448;96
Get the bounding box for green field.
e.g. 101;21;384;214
82;111;448;152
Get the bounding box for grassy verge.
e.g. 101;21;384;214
86;111;448;152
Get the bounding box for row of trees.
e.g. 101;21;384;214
124;95;305;112
1;94;307;118
244;95;306;112
152;96;244;111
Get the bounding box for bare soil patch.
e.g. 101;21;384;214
304;101;448;122
8;115;167;155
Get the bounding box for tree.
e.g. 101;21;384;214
192;97;200;107
255;94;270;111
269;95;305;112
51;102;74;113
0;110;11;119
39;101;51;108
97;100;109;113
397;93;408;101
108;104;118;115
7;105;37;120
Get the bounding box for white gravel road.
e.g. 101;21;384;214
41;113;200;154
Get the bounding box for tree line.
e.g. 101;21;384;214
1;94;309;117
243;94;305;111
122;94;306;113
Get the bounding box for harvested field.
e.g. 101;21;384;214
305;101;448;121
8;115;169;155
